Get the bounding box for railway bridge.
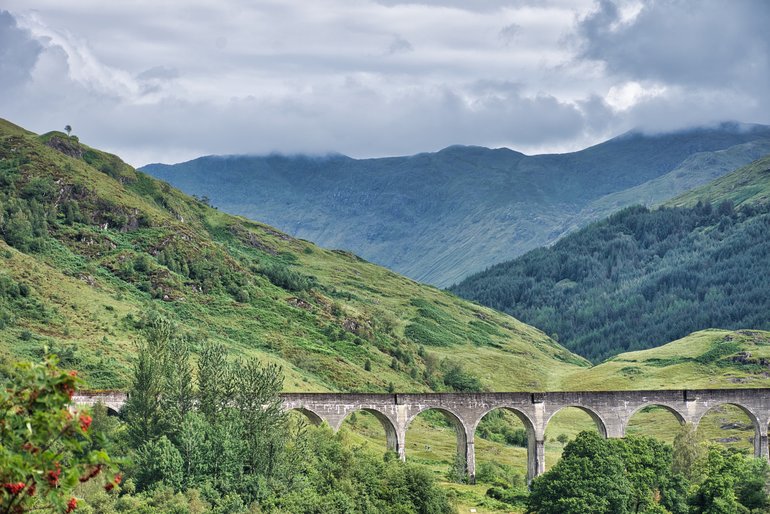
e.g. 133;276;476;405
74;389;770;483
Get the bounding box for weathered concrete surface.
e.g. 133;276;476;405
75;388;770;484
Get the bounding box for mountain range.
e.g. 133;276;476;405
142;123;770;287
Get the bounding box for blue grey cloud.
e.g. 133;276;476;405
0;10;42;92
578;0;770;88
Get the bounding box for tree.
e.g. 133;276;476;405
528;432;632;514
672;423;706;482
0;356;118;513
64;125;72;137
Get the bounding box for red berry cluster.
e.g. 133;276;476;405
65;497;77;513
104;473;122;492
78;464;103;483
78;414;92;432
47;463;61;487
2;482;26;495
59;382;75;400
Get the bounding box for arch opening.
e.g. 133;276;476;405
696;403;757;455
288;407;324;427
625;404;685;444
405;407;469;482
339;408;399;455
473;407;533;489
544;406;606;471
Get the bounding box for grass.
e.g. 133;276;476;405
562;329;770;390
666;155;770;208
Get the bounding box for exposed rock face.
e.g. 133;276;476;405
45;135;83;159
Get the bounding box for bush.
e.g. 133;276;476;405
259;263;314;291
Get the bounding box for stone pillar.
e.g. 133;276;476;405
396;429;407;462
527;438;546;483
465;436;476;485
755;430;769;461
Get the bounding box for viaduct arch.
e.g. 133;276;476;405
74;388;770;484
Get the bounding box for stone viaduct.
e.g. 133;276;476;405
74;388;770;484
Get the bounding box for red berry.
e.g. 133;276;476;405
78;414;92;432
2;482;25;495
65;497;77;513
47;464;61;487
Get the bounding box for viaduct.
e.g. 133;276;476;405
74;389;770;484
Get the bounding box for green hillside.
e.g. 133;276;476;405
566;329;770;390
666;153;770;207
452;155;770;362
141;124;770;287
0;118;588;392
559;139;770;234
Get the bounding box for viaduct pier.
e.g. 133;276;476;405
74;389;770;484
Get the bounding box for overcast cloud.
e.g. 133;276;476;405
0;0;767;166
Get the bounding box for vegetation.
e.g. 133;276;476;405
69;321;454;513
527;430;768;514
0;117;586;393
453;172;770;361
141;124;770;286
4;119;770;512
0;356;118;513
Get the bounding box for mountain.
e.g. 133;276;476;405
141;123;770;286
451;155;770;362
0;118;589;392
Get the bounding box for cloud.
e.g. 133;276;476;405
137;66;180;81
0;10;43;92
386;35;414;55
571;0;770;132
498;23;521;46
577;0;770;88
0;1;767;166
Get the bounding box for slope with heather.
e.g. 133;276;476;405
0;118;588;392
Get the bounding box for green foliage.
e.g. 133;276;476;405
0;356;119;513
440;359;482;391
259;262;314;292
689;446;770;513
454;201;770;361
528;432;691;514
476;409;528;448
86;324;454;513
528;432;633;514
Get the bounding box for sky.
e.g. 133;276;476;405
1;0;768;167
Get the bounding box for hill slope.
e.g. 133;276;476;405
452;155;770;362
141;124;770;286
0;118;590;392
567;329;770;390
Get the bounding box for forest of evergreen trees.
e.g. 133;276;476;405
451;201;770;362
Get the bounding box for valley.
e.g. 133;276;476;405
3;117;770;513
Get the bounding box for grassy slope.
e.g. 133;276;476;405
565;329;770;390
559;139;770;234
0;118;587;393
666;154;770;208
